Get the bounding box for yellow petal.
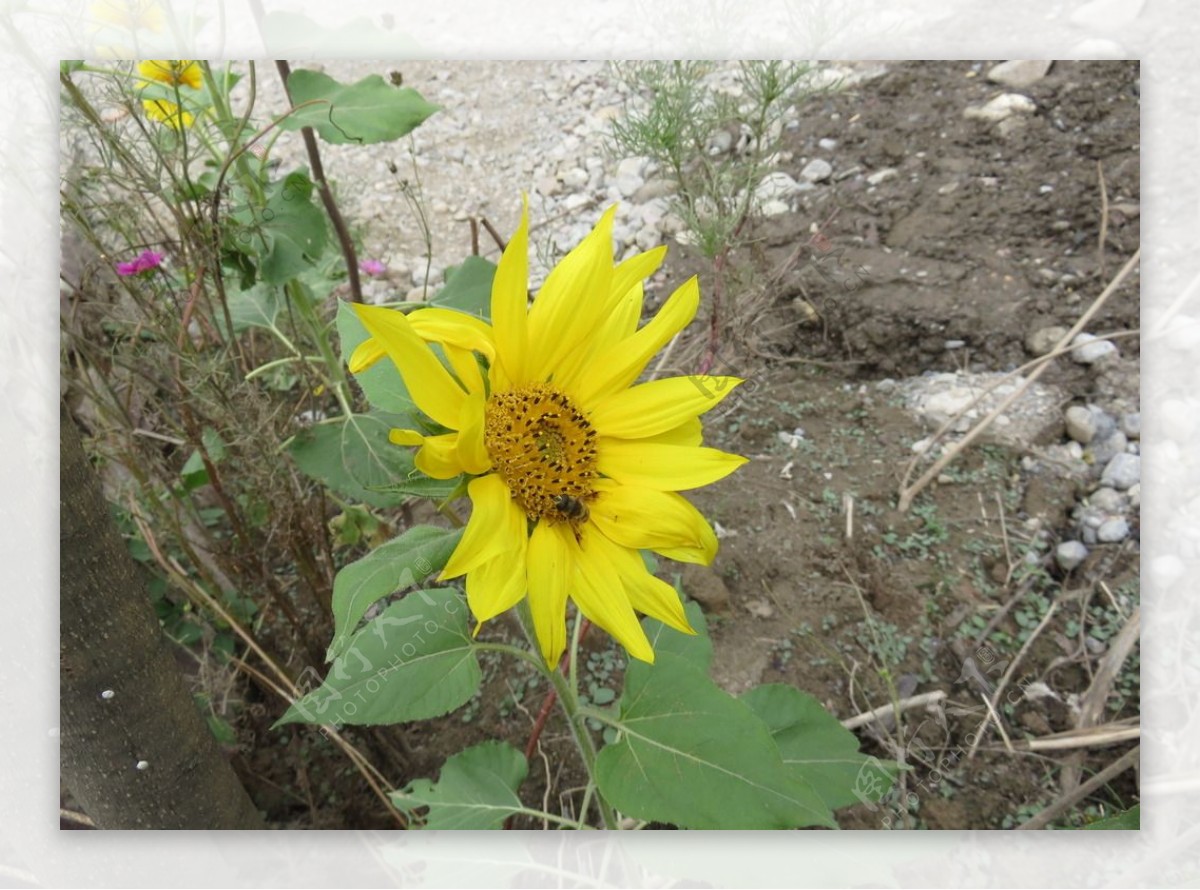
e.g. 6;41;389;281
590;376;743;439
348;337;386;374
640;417;703;447
409;307;496;363
526;205;617;383
351;304;465;430
441;474;521;579
465;526;528;626
597;440;748;491
571;528;655;663
611;549;695;636
142;98;193;129
611;246;666;309
592;281;644;352
574;275;700;406
388;428;425;446
413;432;468;480
589;484;718;565
490;198;530;385
454;389;491;475
526;521;573;666
443;343;485;397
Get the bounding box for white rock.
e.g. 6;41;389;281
561;167;589;189
1026;325;1069;356
1069;332;1119;365
1056;540;1089;571
867;168;899;186
1097;517;1131;543
1089;487;1126;512
964;93;1037;123
800;158;834;182
1100;453;1140;490
1120;412;1141;439
818;137;839;151
760;199;790;217
1065;405;1097;444
1088;431;1127;465
754;171;804;202
616;156;648;179
986;60;1053;89
614;172;644;198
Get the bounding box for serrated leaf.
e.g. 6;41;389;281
287;412;421;508
595;653;835;829
281;70;438;145
328;525;464;661
335;301;418;416
742;683;898;812
276;588;479;727
392;741;528;830
430;256;496;320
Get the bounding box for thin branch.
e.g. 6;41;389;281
1015;745;1139;830
840;690;947;731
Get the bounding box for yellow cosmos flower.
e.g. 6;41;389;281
350;203;748;666
141;98;194;129
136;59;202;90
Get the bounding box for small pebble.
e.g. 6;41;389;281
1088;431;1128;466
1065;405;1097;444
1070;333;1119;365
800;158;833;182
1121;412;1141;439
1025;325;1069;356
1055;540;1089;571
1100;453;1141;490
1089;487;1126;512
1097;517;1131;543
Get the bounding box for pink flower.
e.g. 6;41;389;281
115;250;164;276
359;259;387;277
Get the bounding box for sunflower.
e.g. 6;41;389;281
350;202;747;666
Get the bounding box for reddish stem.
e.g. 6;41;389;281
504;618;592;829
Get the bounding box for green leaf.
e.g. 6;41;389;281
642;599;712;672
256;171;329;283
741;684;898;812
430;256;496;320
220;281;282;334
281;70;438;145
1082;804;1140;830
201;427;227;461
276;588;480;727
287;412;421;508
180;449;208;490
327;525;464;661
392;741;528;830
595;653;835;829
335;301;418;416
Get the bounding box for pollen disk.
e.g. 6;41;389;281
484;384;597;523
